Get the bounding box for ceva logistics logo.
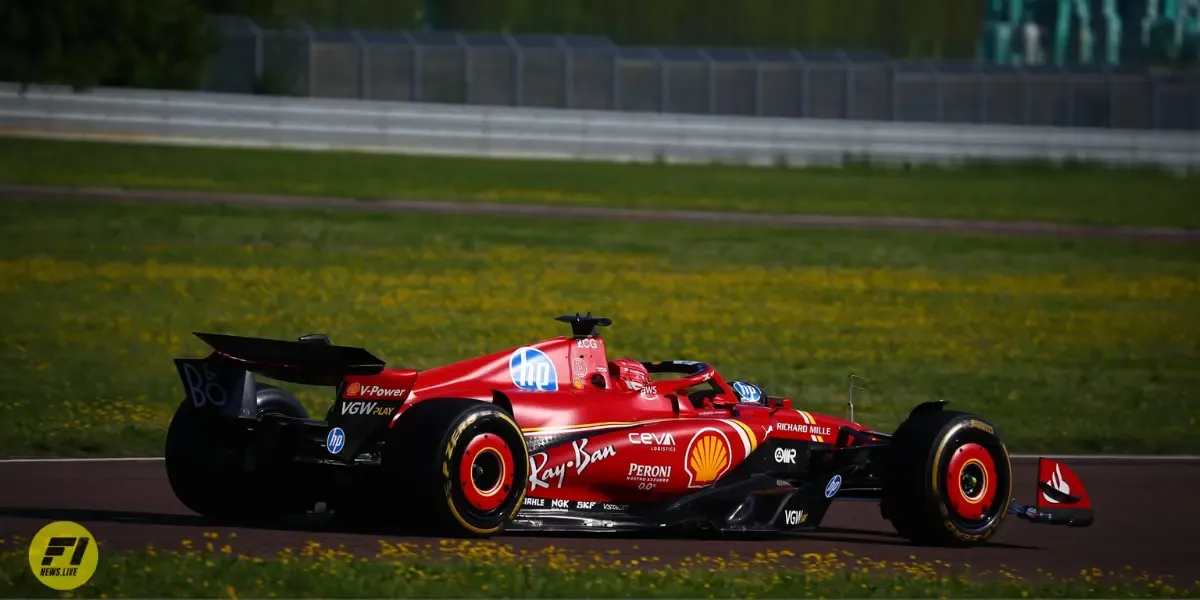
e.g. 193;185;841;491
28;521;99;591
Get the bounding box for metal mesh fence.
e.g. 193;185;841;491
206;18;1200;131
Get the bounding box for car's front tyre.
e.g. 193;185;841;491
879;407;1013;546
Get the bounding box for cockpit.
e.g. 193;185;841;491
632;360;765;409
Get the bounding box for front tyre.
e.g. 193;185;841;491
880;408;1013;546
382;399;529;537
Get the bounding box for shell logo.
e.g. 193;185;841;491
345;382;361;397
684;427;732;488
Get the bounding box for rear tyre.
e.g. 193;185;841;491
879;408;1012;546
164;383;311;521
381;399;529;537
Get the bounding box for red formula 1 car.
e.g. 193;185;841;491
166;314;1094;545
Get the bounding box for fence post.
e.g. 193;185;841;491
792;49;806;119
246;18;264;84
294;18;316;97
1149;75;1159;130
404;32;422;103
934;63;944;122
1107;71;1116;129
1020;65;1032;125
890;58;899;121
1195;81;1200;131
503;32;523;107
754;57;764;117
555;36;573;109
979;67;988;124
457;34;471;105
840;50;853;119
701;50;716;114
1066;72;1075;127
612;50;621;111
351;30;370;100
656;48;668;113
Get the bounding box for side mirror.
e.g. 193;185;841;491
766;396;793;409
711;396;738;408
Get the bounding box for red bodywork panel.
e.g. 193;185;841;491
340;334;873;504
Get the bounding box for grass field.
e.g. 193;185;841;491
1;137;1198;227
3;534;1195;598
0;197;1196;457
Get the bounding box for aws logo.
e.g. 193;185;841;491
509;347;558;392
684;427;732;488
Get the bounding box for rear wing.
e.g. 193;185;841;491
189;332;386;386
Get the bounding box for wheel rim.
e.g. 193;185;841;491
945;442;998;521
472;449;504;495
458;433;516;513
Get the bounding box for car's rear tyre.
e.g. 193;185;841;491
381;399;529;537
164;383;311;521
879;407;1012;547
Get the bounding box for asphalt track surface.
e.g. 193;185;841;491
2;184;1199;243
2;458;1198;582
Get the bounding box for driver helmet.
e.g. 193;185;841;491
730;381;764;403
609;358;651;392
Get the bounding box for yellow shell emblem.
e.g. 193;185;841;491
685;428;732;487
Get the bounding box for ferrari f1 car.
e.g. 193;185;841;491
165;314;1093;546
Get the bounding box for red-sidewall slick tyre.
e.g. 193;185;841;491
880;408;1013;547
382;399;529;537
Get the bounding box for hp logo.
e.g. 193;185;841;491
730;381;762;403
825;474;842;498
509;347;558;392
326;427;346;454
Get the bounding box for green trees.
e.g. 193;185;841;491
435;0;985;59
269;0;424;29
266;0;987;59
0;0;274;91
